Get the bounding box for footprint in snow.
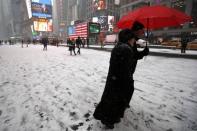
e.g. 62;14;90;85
70;122;84;131
0;81;9;88
69;111;79;120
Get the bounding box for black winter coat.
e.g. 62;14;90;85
93;43;149;124
93;42;135;124
93;42;148;124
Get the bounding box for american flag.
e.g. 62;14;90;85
69;22;88;39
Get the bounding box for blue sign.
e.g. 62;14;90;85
31;2;52;18
32;0;52;5
68;26;75;35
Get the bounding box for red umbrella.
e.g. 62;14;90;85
117;5;192;29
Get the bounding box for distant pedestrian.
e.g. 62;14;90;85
42;37;48;51
27;39;31;47
76;36;82;54
56;39;59;47
87;37;89;48
21;40;24;48
9;40;11;45
33;39;36;45
181;33;189;53
67;38;76;55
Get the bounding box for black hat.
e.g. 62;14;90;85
131;21;145;31
118;29;135;43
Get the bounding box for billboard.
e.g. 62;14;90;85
88;22;100;34
93;0;106;10
114;0;120;5
32;0;52;5
31;0;52;18
93;16;108;31
33;19;52;32
68;26;75;35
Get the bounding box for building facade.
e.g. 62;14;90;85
51;0;87;39
119;0;197;37
0;0;26;40
86;0;120;33
53;0;68;39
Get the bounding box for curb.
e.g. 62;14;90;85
87;47;197;59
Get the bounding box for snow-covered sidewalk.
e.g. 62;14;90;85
0;44;197;131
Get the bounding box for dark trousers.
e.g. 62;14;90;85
77;47;80;54
70;47;76;55
43;44;47;50
181;47;186;53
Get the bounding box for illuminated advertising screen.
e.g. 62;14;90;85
114;0;120;5
32;0;52;5
93;0;106;10
67;26;75;35
98;16;108;31
33;19;52;32
108;16;114;31
92;17;98;23
92;16;108;31
88;22;100;34
31;0;52;18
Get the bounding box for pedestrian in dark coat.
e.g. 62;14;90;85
93;22;149;129
21;40;24;48
27;39;31;47
42;37;48;51
67;38;76;55
93;29;136;129
76;36;82;54
181;33;189;53
123;21;149;105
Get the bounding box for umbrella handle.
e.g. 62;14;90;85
145;41;148;47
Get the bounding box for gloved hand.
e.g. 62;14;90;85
143;46;149;56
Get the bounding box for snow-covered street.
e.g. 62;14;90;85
0;44;197;131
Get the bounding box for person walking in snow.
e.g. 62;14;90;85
27;39;31;47
181;33;189;53
93;29;136;129
76;36;82;54
42;37;48;51
67;38;76;55
93;22;149;129
21;39;24;48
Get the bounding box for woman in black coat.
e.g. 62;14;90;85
93;29;137;129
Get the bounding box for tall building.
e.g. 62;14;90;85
0;0;10;40
53;0;68;39
86;0;120;33
21;0;33;40
0;0;26;40
53;0;87;39
119;0;197;36
66;0;87;23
